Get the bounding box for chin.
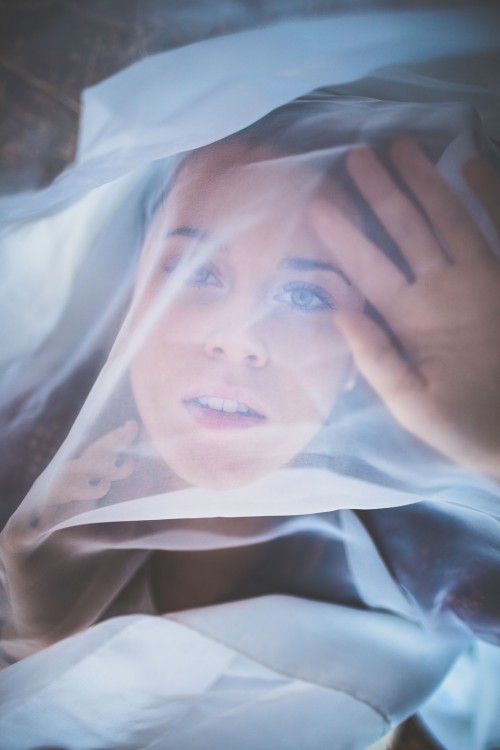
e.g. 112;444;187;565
156;423;324;491
166;442;291;490
171;457;277;491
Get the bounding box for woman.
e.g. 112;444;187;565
1;85;500;750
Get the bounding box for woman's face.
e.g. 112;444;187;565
130;144;363;489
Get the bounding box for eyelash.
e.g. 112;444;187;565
189;264;222;287
163;259;222;287
274;282;335;313
164;261;334;312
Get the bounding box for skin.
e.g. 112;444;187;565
128;143;363;489
2;147;364;632
13;139;500;515
4;138;500;656
19;138;500;511
311;138;500;480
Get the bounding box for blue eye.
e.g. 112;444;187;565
275;282;335;312
189;264;221;286
163;256;221;287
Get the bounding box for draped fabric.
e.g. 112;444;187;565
1;10;500;750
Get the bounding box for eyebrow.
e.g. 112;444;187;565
165;227;351;286
283;257;352;286
165;225;227;250
165;226;209;241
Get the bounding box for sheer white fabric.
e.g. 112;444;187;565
1;9;500;750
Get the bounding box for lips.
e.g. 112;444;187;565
193;395;263;416
182;386;267;429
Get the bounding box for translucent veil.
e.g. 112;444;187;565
1;10;500;750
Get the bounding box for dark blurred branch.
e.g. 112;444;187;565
0;54;81;114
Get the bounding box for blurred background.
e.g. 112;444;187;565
1;0;498;195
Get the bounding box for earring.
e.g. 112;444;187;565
343;371;357;392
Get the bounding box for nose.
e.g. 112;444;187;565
204;316;268;368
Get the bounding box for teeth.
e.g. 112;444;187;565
208;397;224;411
196;397;253;414
215;397;238;413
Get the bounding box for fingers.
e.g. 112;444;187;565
463;155;500;241
311;139;499;312
53;420;138;504
311;194;409;313
79;420;138;476
335;311;425;417
54;467;113;503
390;138;493;264
346;147;445;276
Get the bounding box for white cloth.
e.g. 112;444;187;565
1;10;500;750
0;598;463;750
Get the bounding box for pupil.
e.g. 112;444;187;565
292;288;313;307
194;267;210;282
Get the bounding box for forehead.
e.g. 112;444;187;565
170;144;313;219
155;141;355;268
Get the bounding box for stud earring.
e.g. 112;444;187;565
343;371;357;392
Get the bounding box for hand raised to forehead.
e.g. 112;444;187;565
311;139;500;479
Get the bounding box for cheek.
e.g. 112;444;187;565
132;293;205;353
267;318;351;413
129;298;213;426
129;312;190;405
270;315;349;374
130;347;166;422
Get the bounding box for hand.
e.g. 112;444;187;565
55;419;138;501
1;419;140;656
311;138;500;479
23;420;138;534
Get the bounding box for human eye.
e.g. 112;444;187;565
188;263;222;287
163;255;222;287
274;282;335;313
